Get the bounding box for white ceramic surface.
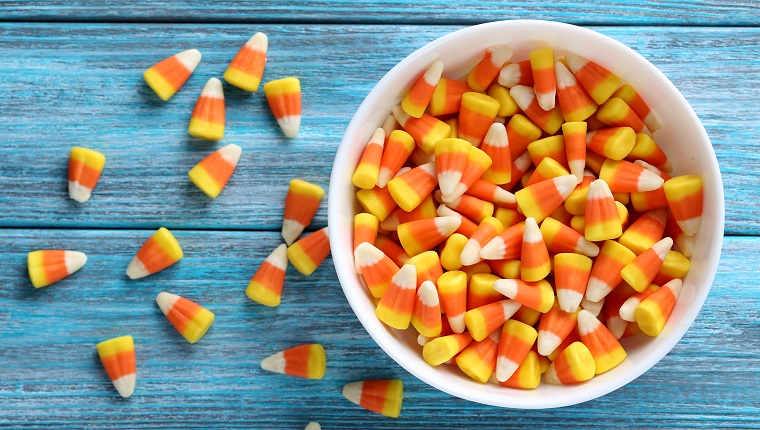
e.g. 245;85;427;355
328;20;724;409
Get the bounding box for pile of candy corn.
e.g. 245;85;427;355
351;44;702;388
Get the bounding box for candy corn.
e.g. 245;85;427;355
654;249;691;285
513;305;542;327
440;234;468;271
586;127;636;161
528;136;568;171
27;250;87;289
581;296;605;317
537;301;579;356
407;250;443;287
635;279;682;336
612;84;661;132
540;217;599;257
467;273;504;310
544;341;596;385
564;53;621;105
497;350;541;389
68;147;106;203
496;320;537;382
376;264;417;329
397;216;460;257
356;186;397;222
597;98;647;133
156;292;215;343
509;85;564;135
376;130;416;188
435;138;472;196
287;227;330;276
143;49;201;101
126;227;183;279
355;242;399;298
619;284;659;322
460;217;504;266
488;83;520;117
464;300;521;341
411;280;442;337
392;106;451;154
429;78;472;117
96;336;136;398
585;179;623;241
479;221;524;261
442;146;493;203
506;114;542;159
515;175;577;223
188;144;242;198
352;128;385;189
620;237;673;292
465;179;515;204
555;61;597;122
585;240;636;301
529;48;556;110
627;133;671;173
526;157;570;187
458;92;500;146
498;60;534;88
663;175;703;237
577;309;627;374
493;207;524;230
438;193;493;224
554;253;593;313
468;45;513;92
437;204;477;238
381;194;437;231
388;162;437;212
282;179;325;246
188;78;225;140
618;208;667;255
456;331;501;383
599;158;664;193
343;379;403;418
480;122;511;185
520;217;551;282
547;327;581;362
493;279;554;313
354;213;379;273
260;344;326;380
264;77;301;138
223;32;267;92
402;60;444;118
423;333;472;366
246;244;288;307
561;122;587;183
437;270;468;333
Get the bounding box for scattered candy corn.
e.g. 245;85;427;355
188;77;225;140
260;344;326;380
555;61;597;122
126;227;183;279
287;227;330;276
224;32;267;92
28;250;87;289
343;379;403;418
402;60;444;118
143;49;201;101
96;335;136;398
264;77;302;138
188;144;242;198
509;85;564;135
246;244;288;307
68;147;106;203
544;341;596;384
156;292;215;344
282;179;325;246
529;48;556;111
635;279;682;336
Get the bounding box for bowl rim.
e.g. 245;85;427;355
328;19;725;409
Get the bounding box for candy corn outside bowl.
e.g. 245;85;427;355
328;20;724;409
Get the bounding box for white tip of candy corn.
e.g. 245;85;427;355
569;160;585;184
557;288;583;314
664;278;683;297
68;182;93;203
459;239;482;267
175;48;202;73
564;53;586;75
435;216;462;238
424;60;444;85
112;373;136;398
496;357;520;382
156;292;180;316
652;237;674;261
523;217;541;243
479;236;506;261
65;251;88;275
577;309;601;335
304;422;321;430
488;45;514;67
260;350;287;374
577;238;600;257
509;85;534;111
484;122;508;148
449;314;465;334
246;32;268;51
554;61;575;90
201;77;224;100
281;219;306;246
355;242;384;268
607;316;627;339
585;277;612;302
537;330;562;357
555;175;581;200
438;170;462;198
417;333;431;346
580;296;605;317
493;187;516;204
126;257;148;280
492;279;518;299
276;115;301;138
498;63;522;88
619;296;640;322
342;381;364;406
638;168;665;192
535;90;556;111
418;280;439;307
218;144;243;166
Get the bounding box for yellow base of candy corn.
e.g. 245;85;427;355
153;227;184;261
352;164;380;190
585;220;623;242
180;308;215;344
27;251;49;288
521;263;551;283
456;349;491;383
246;281;281;307
620;265;650;292
593;346;627;374
143;69;177;101
635;302;667;336
223;68;262;92
188;118;225;141
376;305;411;330
503;351;541;389
188;166;224;198
287;245;318;276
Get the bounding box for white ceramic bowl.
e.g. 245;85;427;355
328;20;724;409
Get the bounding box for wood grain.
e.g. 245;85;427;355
0;24;758;234
0;1;759;26
0;230;757;427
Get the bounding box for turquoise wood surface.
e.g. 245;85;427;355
0;3;758;428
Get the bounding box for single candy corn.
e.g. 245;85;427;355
586;127;636;161
496;320;537;382
423;333;472;366
355;242;399;298
376;130;416;188
554;253;592;313
188;78;225;140
440;233;468;271
529;48;556;111
509;85;564;135
260;344;326;380
375;234;410;267
540;217;599;257
497;350;541;389
343;379;403;418
442;147;493;203
544;341;596;385
429;78;472;116
156;292;215;344
465;179;515;204
619;284;659;322
464;300;521;341
27;250;87;289
597;98;647;133
437;205;477;238
479;123;511;185
528;135;568;172
411;281;442;337
636;279;683;336
599;158;664;193
435;138;472;196
438;193;493;224
437;270;468;333
506;114;543;159
498;60;534;88
458;92;500;146
223;32;268;92
356;186;397;222
467;45;513;92
537;301;579;356
96;336;136;398
525;157;569;187
562;122;587;183
467;273;503;310
627;133;672;173
515;175;577;223
456;331;501;383
402;60;444;118
354;213;379;273
520;218;551;282
577;309;626;374
287;227;330;276
388;162;438;212
143;49;201;101
555;61;597;122
68;147;106;203
564;53;621;105
264;77;301;138
352;128;385;189
392;106;451;154
126;227;183;279
654;249;691;286
493;279;554;313
663;175;703;237
585;179;623;241
376;264;417;329
407;251;443;288
585;240;637;301
397;216;460;257
488;83;520;117
460;217;504;266
612;84;661;132
282;179;325;245
620;237;673;292
188;144;242;198
479;221;524;261
618;208;667;255
246;244;288;307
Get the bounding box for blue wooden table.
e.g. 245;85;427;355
1;2;759;428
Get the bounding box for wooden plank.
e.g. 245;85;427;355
0;24;757;234
1;0;759;26
0;230;757;427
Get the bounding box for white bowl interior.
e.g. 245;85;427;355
328;20;724;409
